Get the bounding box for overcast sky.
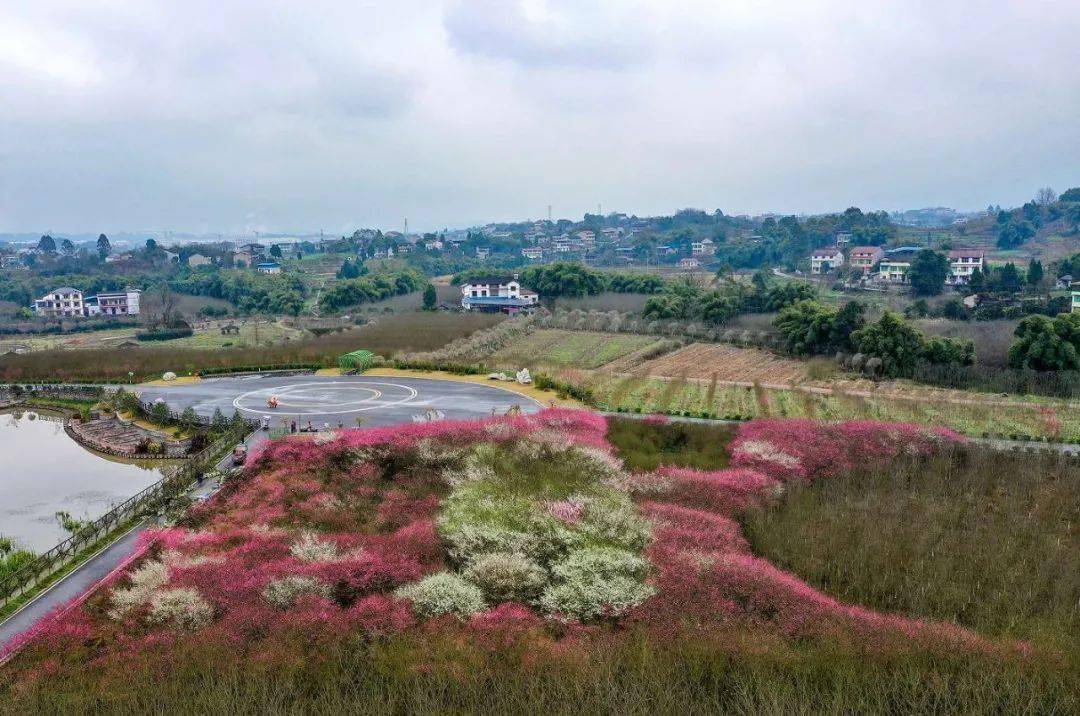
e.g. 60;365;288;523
1;1;1078;235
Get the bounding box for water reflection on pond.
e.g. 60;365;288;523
0;410;171;552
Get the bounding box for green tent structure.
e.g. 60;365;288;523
338;349;375;372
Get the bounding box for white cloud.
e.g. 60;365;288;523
0;0;1077;233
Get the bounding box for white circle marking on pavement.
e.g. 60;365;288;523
231;381;419;416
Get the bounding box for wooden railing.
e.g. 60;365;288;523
0;423;249;610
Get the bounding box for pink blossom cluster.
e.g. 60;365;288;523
9;411;1004;675
626;419;988;651
730;419;964;482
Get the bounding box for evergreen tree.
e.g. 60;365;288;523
1026;260;1044;288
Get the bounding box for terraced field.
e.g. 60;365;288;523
491;330;663;370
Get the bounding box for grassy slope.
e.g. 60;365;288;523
491;330;661;370
743;448;1080;655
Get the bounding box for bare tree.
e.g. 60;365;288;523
154;283;179;328
1035;187;1057;208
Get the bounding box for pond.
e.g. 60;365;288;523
0;410;169;552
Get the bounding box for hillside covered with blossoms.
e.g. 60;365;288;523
2;410;1069;711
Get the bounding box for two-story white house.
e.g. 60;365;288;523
810;247;845;274
521;247;544;261
87;289;141;317
947;249;985;286
460;275;539;314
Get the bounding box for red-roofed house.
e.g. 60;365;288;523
848;246;884;274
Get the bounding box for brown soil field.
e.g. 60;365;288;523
631;343;811;383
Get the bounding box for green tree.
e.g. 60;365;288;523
60;238;76;256
774;300;837;356
37;235;56;253
149;401;171;425
851;312;927;378
145;238;158;253
422;283;437;311
179;406;199;433
992;263;1024;294
697;291;737;324
968;267;986;293
828;301;866;352
1007;314;1080;371
997;220;1036;249
269;244;283;258
1026;260;1044;288
96;233;111;259
211;407;229;433
922;337;975;366
908;250;950;297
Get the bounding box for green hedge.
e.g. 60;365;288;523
136;328;195;342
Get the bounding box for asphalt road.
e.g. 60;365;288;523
139;374;543;428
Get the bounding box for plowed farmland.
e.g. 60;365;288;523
633;343;810;384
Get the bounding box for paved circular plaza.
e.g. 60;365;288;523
138;374;543;427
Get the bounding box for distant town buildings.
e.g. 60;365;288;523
460;275;539;314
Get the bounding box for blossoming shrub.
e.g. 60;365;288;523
394;573;485;618
7;408;1018;691
434;438;654;619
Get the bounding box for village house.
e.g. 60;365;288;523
678;257;702;270
187;253;213;268
33;287;85;317
810;247;845;274
1073;290;1080;313
86;289;141;317
475;247;490;260
947;249;985;285
691;238;716;257
848;246;884;274
460;275;539;314
521;246;543;261
33;287;141;317
256;261;282;274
